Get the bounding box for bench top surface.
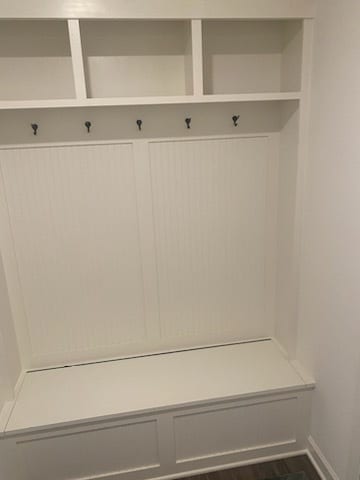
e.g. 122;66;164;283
5;339;312;435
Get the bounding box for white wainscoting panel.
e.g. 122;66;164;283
0;136;279;367
16;419;160;480
174;397;297;462
1;341;314;480
0;144;146;364
149;136;274;342
1;389;313;480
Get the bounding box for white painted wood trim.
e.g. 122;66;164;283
67;20;87;99
265;135;279;337
0;92;301;111
307;436;340;480
1;389;312;479
290;18;315;359
0;133;277;152
5;340;312;436
0;0;316;20
5;386;313;437
146;451;309;480
191;20;204;96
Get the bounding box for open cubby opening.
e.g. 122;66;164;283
80;20;194;99
203;20;303;95
0;21;75;101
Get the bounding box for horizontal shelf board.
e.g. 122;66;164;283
0;93;301;110
5;339;313;436
0;0;316;19
198;93;301;103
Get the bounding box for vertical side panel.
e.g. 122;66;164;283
191;20;204;96
276;20;314;357
68;20;87;99
276;103;300;354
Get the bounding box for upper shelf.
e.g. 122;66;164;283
0;0;316;21
0;18;306;110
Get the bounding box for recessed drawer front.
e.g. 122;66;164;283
16;419;160;480
174;397;297;463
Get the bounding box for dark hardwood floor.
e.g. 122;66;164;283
184;456;320;480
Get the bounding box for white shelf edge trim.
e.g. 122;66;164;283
0;0;316;20
0;93;302;111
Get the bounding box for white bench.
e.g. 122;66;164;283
0;340;314;480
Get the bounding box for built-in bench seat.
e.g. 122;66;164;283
0;340;315;480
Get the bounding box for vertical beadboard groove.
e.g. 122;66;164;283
133;141;161;342
149;136;276;343
265;134;280;334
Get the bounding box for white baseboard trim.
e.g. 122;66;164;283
306;436;339;480
149;450;308;480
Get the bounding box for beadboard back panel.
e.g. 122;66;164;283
0;144;147;366
0;136;278;368
174;396;297;462
149;137;274;343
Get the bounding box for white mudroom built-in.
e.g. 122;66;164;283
5;1;356;480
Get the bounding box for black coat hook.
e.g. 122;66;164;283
136;119;143;131
85;121;92;133
31;123;38;136
232;115;240;127
185;118;192;129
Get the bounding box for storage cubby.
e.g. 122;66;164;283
0;21;75;101
203;20;303;95
80;20;194;98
